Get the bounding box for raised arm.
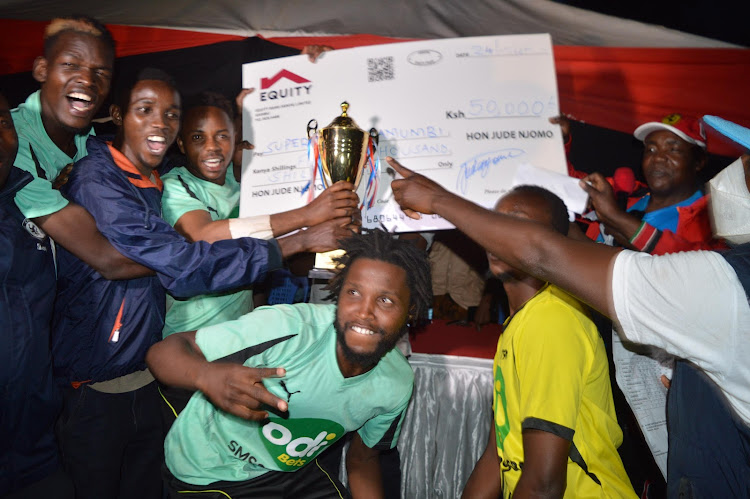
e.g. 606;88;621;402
388;157;620;317
145;331;287;421
34;203;154;280
581;173;725;255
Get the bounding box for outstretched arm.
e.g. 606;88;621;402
35;203;154;280
145;331;287;420
173;181;360;244
388;157;620;317
346;433;384;499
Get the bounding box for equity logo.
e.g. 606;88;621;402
259;70;312;101
260;419;344;470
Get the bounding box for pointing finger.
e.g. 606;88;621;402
386;157;413;178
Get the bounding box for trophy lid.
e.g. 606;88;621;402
325;101;362;130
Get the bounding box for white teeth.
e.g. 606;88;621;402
68;92;92;102
352;325;374;336
204;159;221;165
147;136;166;142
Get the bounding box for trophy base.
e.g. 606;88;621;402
314;249;345;270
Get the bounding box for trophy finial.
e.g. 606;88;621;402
341;101;349;117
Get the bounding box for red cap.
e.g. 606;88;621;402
633;114;707;149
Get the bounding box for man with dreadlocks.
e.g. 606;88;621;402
146;229;431;499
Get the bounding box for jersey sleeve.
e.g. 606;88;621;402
12;142;69;218
514;302;591;440
64;166;281;298
161;173;211;226
357;385;413;450
612;250;742;377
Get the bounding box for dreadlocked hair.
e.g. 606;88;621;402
325;229;432;320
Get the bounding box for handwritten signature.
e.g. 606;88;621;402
456;149;525;194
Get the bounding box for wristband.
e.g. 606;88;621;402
228;215;273;240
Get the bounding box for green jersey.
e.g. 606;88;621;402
12;90;93;218
161;166;249;337
165;304;414;485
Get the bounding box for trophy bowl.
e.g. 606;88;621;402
307;102;379;270
308;102;374;189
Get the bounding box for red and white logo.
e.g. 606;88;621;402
260;70;310;89
258;70;313;102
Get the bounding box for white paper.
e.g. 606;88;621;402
613;330;668;478
239;34;567;231
512;163;589;220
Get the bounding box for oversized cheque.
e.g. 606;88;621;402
240;34;567;231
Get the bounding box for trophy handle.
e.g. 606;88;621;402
369;127;379;147
307;119;318;139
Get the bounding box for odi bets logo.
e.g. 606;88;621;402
261;419;344;470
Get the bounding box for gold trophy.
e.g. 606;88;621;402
307;102;378;269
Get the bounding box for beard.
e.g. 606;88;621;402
334;318;408;370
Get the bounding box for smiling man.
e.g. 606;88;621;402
11;15;153;279
52;68;353;499
146;229;432;499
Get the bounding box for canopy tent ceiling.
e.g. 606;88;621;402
0;0;742;48
1;1;748;159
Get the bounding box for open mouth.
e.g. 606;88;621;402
147;135;167;154
202;157;224;171
66;92;94;114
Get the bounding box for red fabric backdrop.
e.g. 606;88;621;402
1;20;748;156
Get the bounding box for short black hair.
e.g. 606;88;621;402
113;67;178;115
326;229;432;320
44;15;115;59
505;185;570;236
182;91;235;122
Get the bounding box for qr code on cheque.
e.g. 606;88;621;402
367;57;394;82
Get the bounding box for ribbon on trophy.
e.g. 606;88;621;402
302;125;324;203
361;130;379;210
303;102;380;210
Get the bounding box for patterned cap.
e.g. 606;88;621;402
634;114;707;149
